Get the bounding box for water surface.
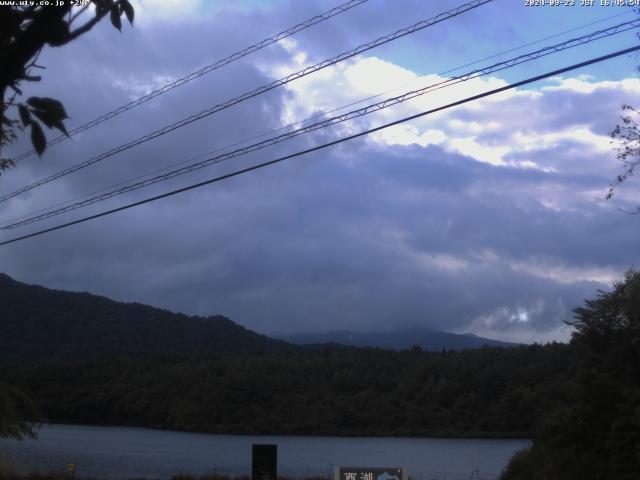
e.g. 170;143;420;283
0;424;529;480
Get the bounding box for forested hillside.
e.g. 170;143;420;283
0;273;516;357
0;274;291;359
501;270;640;479
279;329;518;351
3;271;638;477
0;344;573;438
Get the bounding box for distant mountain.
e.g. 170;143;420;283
0;273;293;360
277;328;518;351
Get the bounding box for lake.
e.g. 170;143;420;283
0;424;529;480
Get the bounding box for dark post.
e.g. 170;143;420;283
252;444;277;480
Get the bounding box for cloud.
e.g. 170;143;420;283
0;0;638;344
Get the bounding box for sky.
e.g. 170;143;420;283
1;0;639;343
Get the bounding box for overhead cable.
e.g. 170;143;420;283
0;0;494;204
1;44;638;247
9;0;370;164
4;19;638;230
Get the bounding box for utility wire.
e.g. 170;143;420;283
2;7;631;230
9;0;370;164
4;19;638;230
4;11;632;228
436;9;635;78
0;0;494;204
1;45;638;247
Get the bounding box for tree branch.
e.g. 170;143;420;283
69;4;90;26
65;8;109;44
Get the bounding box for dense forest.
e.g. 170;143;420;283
1;271;638;478
278;328;517;350
501;270;640;479
0;273;291;359
1;344;572;438
0;273;513;359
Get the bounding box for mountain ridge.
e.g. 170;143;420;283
0;273;516;360
0;273;292;360
277;327;518;351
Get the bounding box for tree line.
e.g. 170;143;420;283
1;343;573;438
2;271;639;478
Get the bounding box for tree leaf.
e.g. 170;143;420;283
30;109;54;129
30;122;46;156
30;109;69;137
27;97;68;120
53;120;70;137
46;18;70;47
110;5;122;31
18;104;31;127
121;0;134;24
0;158;15;170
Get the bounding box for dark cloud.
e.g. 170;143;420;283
1;0;638;343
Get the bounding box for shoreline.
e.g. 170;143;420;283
19;422;532;441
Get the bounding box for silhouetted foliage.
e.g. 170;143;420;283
0;343;573;438
280;329;518;351
0;274;292;359
0;382;42;440
0;2;134;439
501;270;640;479
0;272;577;439
609;106;640;213
3;269;638;472
0;1;134;171
0;473;320;480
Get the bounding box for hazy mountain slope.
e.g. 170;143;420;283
0;273;293;360
277;328;518;351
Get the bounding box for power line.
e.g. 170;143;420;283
5;19;638;230
9;0;370;164
436;9;635;78
0;0;494;204
0;14;640;230
1;45;637;247
4;11;631;229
